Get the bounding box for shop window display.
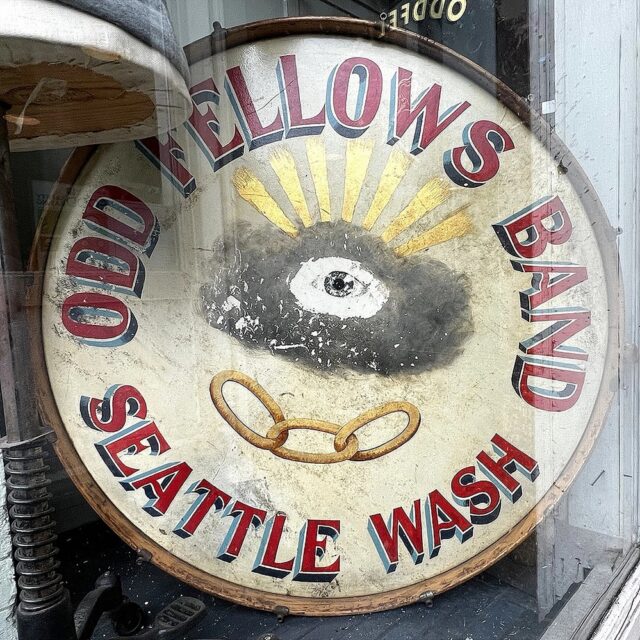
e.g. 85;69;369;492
0;2;637;639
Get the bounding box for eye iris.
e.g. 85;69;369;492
324;271;354;297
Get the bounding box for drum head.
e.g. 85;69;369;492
32;18;618;615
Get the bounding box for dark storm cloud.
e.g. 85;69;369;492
200;222;472;375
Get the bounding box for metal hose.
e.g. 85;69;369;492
4;444;64;613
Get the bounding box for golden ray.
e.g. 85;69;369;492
269;149;313;228
232;167;299;237
394;208;473;257
362;150;412;231
341;139;375;223
380;177;450;243
305;138;331;222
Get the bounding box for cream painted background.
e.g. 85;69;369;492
42;35;611;600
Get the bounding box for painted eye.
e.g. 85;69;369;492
324;271;355;297
289;256;389;319
200;222;471;375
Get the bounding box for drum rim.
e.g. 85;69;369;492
29;16;620;616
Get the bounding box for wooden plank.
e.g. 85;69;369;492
592;555;640;640
541;549;640;640
0;0;191;150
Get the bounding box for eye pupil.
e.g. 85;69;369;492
325;271;354;297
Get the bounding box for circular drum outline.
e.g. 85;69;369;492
28;17;620;616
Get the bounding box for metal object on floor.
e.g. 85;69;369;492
273;606;289;624
74;572;144;640
110;596;206;640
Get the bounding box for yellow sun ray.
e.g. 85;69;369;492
362;150;412;231
341;139;375;223
380;177;450;243
305;138;331;222
232;167;299;237
269;149;313;228
394;208;473;257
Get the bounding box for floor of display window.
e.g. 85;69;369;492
60;521;551;640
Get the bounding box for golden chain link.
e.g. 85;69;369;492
210;370;421;464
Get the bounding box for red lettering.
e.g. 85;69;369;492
512;261;588;312
277;55;325;138
328;57;382;138
66;236;145;297
368;499;424;573
95;419;170;478
186;78;244;171
425;490;473;558
493;196;573;259
217;501;267;562
61;292;137;347
293;519;341;582
476;434;539;502
252;513;295;579
80;384;147;433
444;120;515;188
121;461;192;517
451;466;501;526
135;134;196;198
226;67;284;149
512;356;586;412
388;68;470;154
173;479;231;539
520;308;591;361
83;185;159;256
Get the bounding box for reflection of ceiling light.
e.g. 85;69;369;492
81;46;121;62
4;114;40;126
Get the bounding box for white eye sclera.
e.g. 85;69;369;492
289;256;389;319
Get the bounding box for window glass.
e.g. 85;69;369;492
0;2;636;639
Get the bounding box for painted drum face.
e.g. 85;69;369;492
37;22;617;615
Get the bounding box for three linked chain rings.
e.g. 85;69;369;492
210;370;422;465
